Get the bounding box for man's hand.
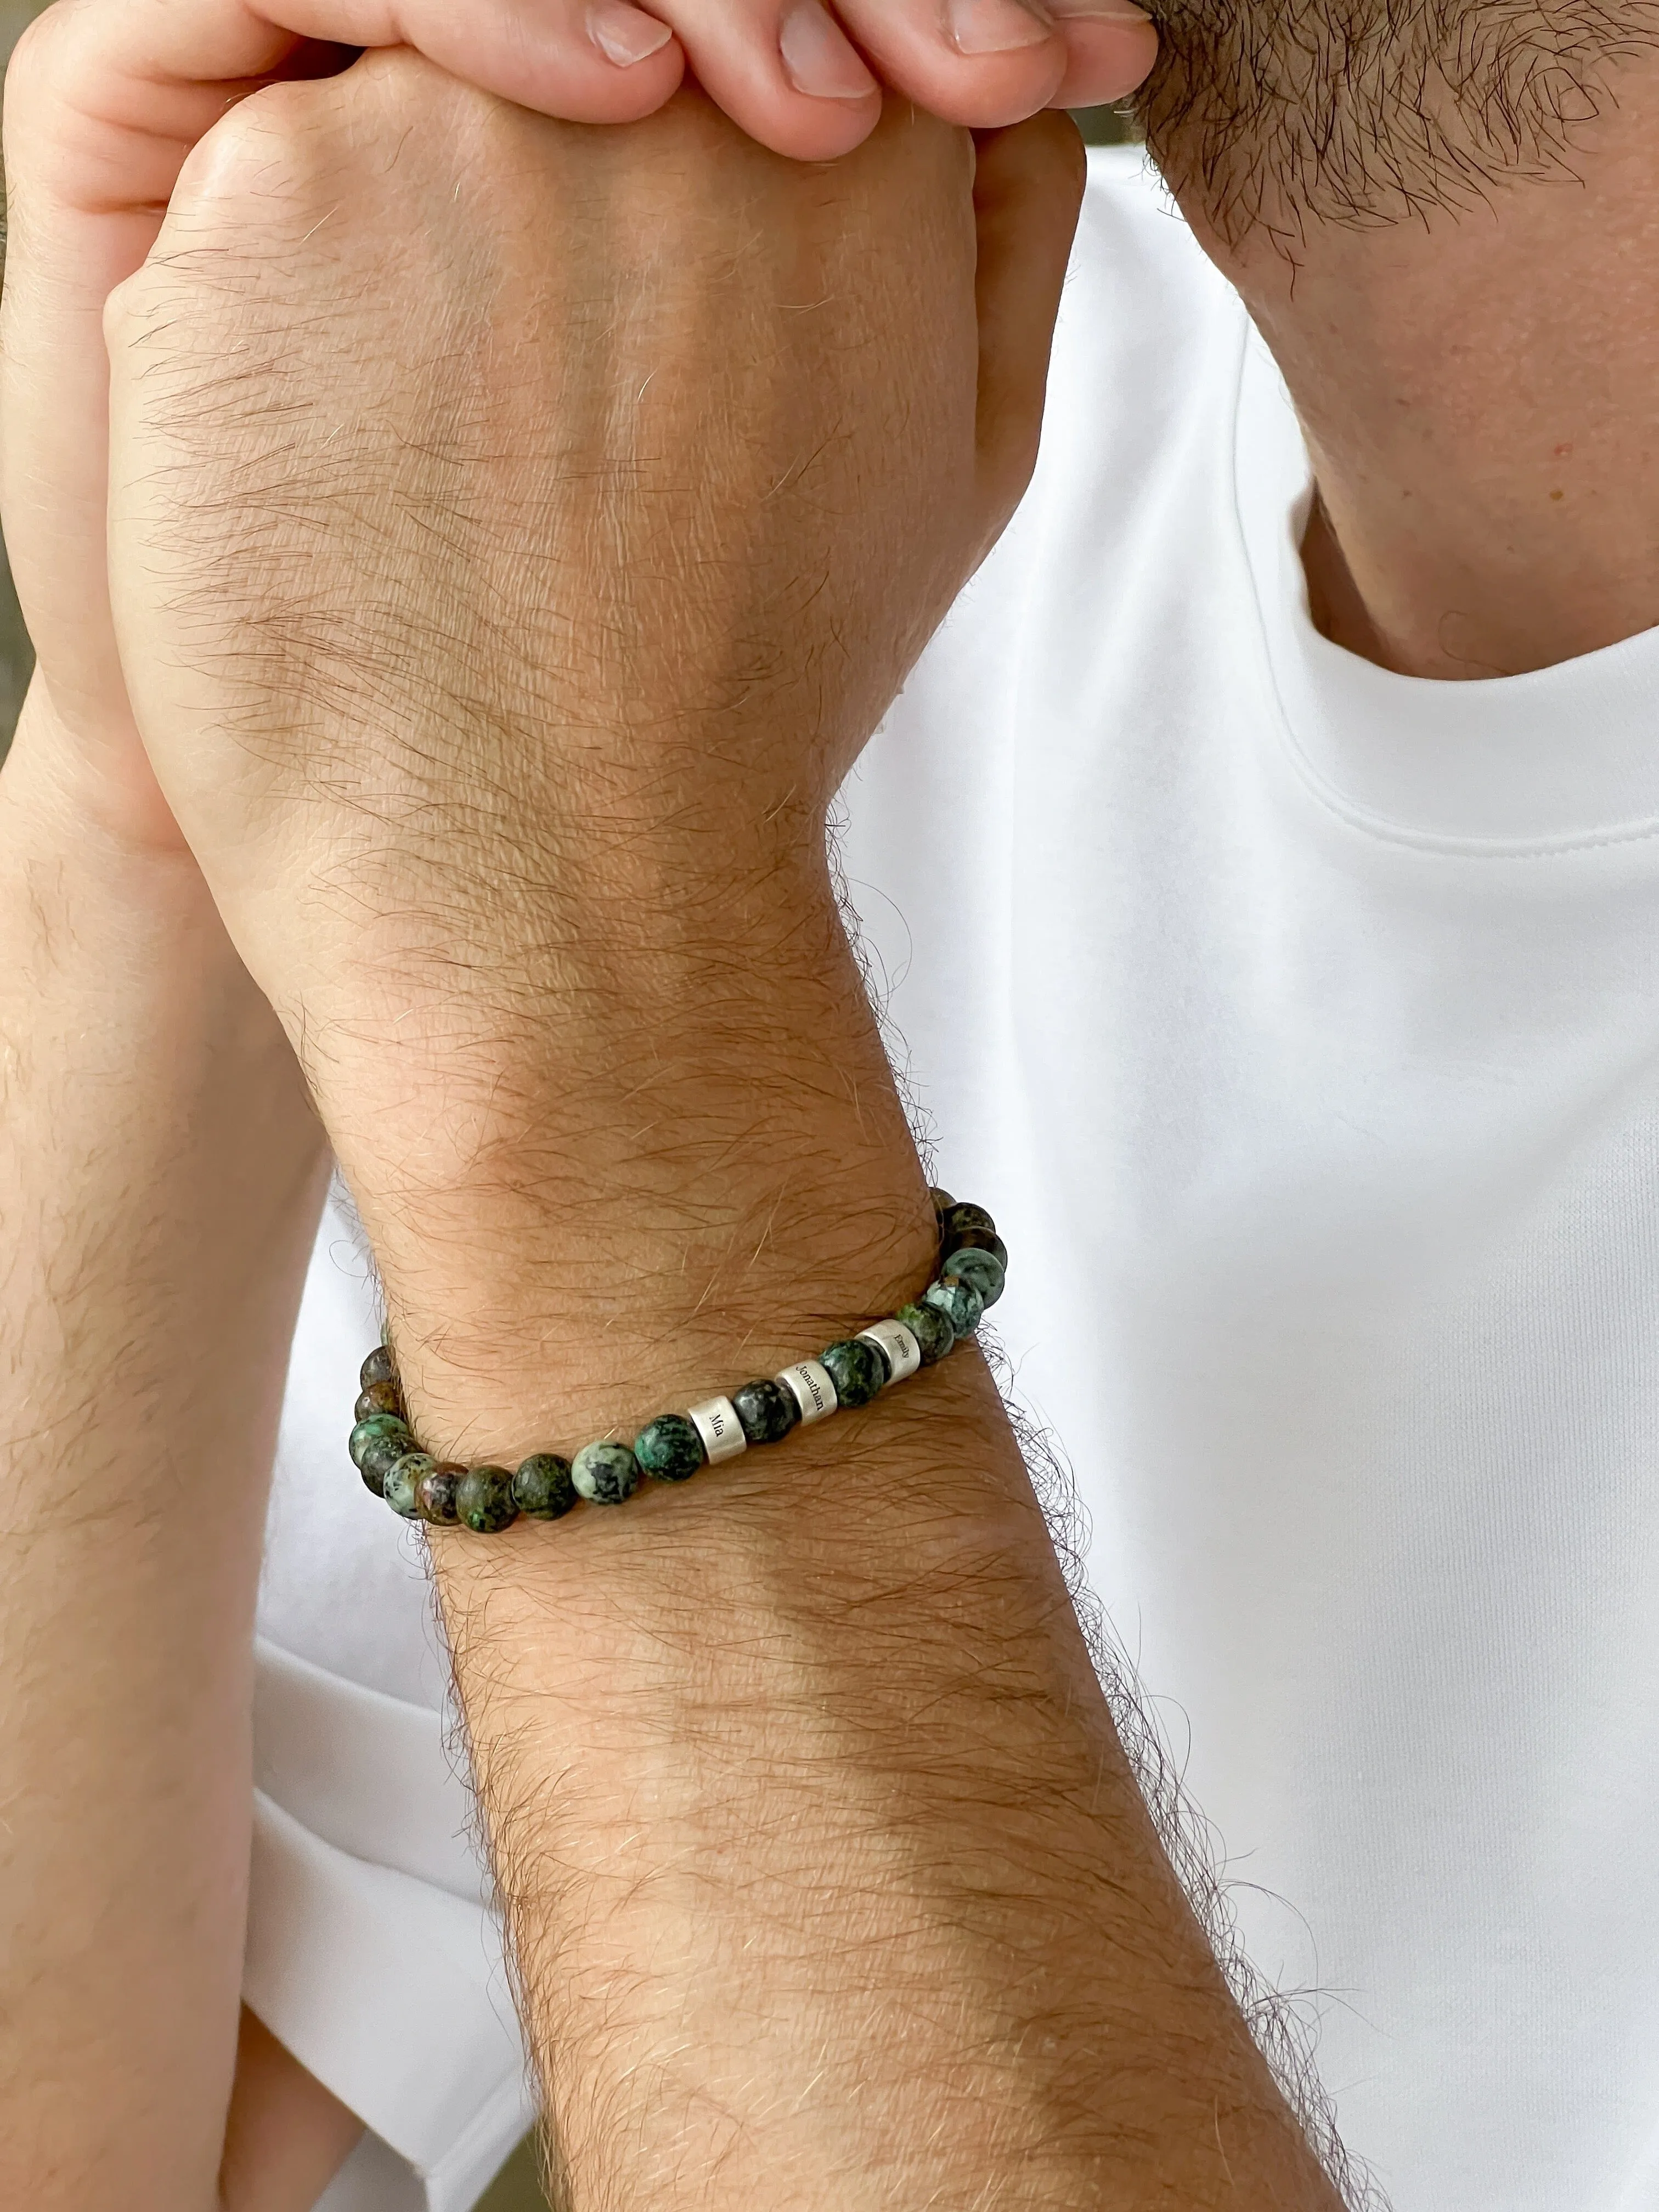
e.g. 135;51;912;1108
103;61;1076;1396
105;60;1339;2209
1;0;1153;857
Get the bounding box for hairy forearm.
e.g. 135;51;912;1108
342;859;1340;2211
0;693;331;2209
89;59;1333;2200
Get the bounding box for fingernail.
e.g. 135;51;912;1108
945;0;1054;55
780;1;879;99
1043;0;1153;18
588;2;674;66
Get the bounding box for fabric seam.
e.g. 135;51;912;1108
1226;323;1659;864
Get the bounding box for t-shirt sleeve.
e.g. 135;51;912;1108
244;1638;537;2212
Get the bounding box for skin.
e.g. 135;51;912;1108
99;64;1344;2208
0;699;348;2208
1134;0;1659;675
0;4;1155;2202
2;0;1655;2207
1229;106;1659;678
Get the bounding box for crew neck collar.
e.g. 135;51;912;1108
1235;326;1659;854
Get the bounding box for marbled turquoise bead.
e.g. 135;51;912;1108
360;1346;397;1390
732;1378;800;1446
820;1337;887;1409
923;1273;985;1338
939;1201;996;1246
416;1462;464;1525
635;1414;706;1484
351;1412;411;1470
895;1299;955;1365
384;1452;431;1520
572;1440;642;1506
942;1226;1008;1274
941;1245;1006;1307
355;1380;403;1422
514;1454;577;1521
457;1465;519;1534
357;1425;416;1498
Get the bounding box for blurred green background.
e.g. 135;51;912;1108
477;2137;550;2211
0;8;1132;2202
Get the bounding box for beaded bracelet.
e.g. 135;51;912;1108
348;1190;1007;1534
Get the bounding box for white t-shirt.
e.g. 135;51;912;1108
262;146;1659;2210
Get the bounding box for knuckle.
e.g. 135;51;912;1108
344;43;515;157
3;0;85;145
168;78;325;220
100;264;146;352
101;251;187;359
6;2;72;95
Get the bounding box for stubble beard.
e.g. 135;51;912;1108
1135;0;1659;246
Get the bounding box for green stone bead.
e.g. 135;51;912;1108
928;1187;956;1217
820;1337;887;1409
895;1300;956;1365
732;1379;800;1446
942;1226;1008;1274
457;1465;519;1534
351;1413;411;1470
384;1452;431;1519
416;1462;465;1525
941;1245;1006;1308
572;1440;642;1506
357;1426;417;1498
635;1414;707;1483
514;1454;577;1521
923;1273;985;1339
939;1201;996;1247
360;1347;397;1390
355;1379;404;1421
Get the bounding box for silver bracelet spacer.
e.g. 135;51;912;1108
777;1358;838;1425
689;1395;748;1464
857;1318;922;1385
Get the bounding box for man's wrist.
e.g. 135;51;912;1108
315;795;1341;2211
319;850;940;1449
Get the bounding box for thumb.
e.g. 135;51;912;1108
972;111;1087;548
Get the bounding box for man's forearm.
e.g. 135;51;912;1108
349;864;1340;2210
92;64;1345;2204
0;695;334;2209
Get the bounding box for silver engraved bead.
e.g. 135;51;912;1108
857;1317;922;1386
777;1358;838;1425
689;1395;748;1465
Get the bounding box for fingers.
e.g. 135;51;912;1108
14;0;687;217
826;0;1066;131
618;0;881;162
642;0;1155;160
0;0;691;763
1042;2;1160;110
657;0;1053;151
970;112;1089;543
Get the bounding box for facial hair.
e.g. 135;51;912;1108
1135;0;1659;244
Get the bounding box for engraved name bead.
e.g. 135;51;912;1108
689;1395;748;1464
858;1317;923;1385
353;1196;1002;1527
777;1359;838;1425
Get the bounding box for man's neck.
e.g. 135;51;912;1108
1175;58;1659;681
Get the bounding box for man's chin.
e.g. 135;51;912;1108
1133;0;1659;246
